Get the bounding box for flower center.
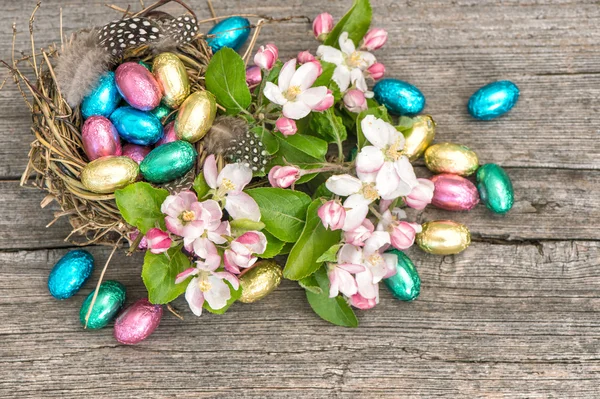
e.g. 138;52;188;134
284;85;302;101
346;51;363;68
221;178;236;192
361;183;379;201
368;253;383;266
384;138;404;161
198;274;212;292
181;210;196;223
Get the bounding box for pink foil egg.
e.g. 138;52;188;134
431;174;480;211
81;116;122;161
115;62;162;111
114;298;163;345
122;144;152;164
155;121;178;146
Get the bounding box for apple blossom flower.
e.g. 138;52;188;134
349;288;379;310
161;191;206;240
204;154;261;222
325;174;380;231
377;209;422;251
361;28;388;51
366;62;385;80
254;43;278;70
355;115;419;200
317;32;376;93
344;218;375;247
263;59;328;120
297;50;316;64
145;228;172;254
175;251;239;316
318;200;346;230
405;178;435;210
268;165;301;188
246;65;262;87
313;89;334;112
184;200;231;257
275;116;297;136
327;261;365;298
343;89;367;113
223;231;267;274
313;13;333;41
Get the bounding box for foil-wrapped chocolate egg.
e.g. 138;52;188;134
81;116;122;161
80;280;126;329
155;121;178;146
403;115;435;161
424;143;479;176
383;249;420;301
468;80;519;120
80;156;139;194
238;260;283;303
476;163;514;214
175;91;217;143
81;71;122;119
122;144;152;164
150;104;172;122
153;52;190;109
115;62;162;111
373;78;425;116
48;250;94;300
140;140;197;183
110;106;163;146
416;220;471;255
430;174;480;211
206;17;251;53
114;298;162;345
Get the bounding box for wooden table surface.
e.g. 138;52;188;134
1;0;599;397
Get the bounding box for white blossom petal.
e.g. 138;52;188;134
290;61;320;90
332;65;351;92
263;82;287;106
278;59;296;91
185;278;204;316
225;192;261;222
317;45;344;65
325;174;362;196
282;100;311;120
339;32;356;55
298;86;328;108
356;145;385;173
203;276;231;310
375;162;402;200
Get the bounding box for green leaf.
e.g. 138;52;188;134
313;61;336;87
324;0;372;48
356;106;391;150
246;188;312;242
396;116;414;132
142;247;191;305
270;132;329;184
305;267;359;327
261;230;286;259
115;182;169;234
299;275;322;295
308;108;348;144
316;243;342;263
230;218;265;233
266;60;284;84
203;280;242;314
192;173;211;199
313;182;334;200
205;47;252;115
251;125;279;155
279;242;295;255
284;199;342;280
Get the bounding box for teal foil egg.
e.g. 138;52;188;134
48;250;94;300
110;106;163;146
373;79;425;116
383;249;421;301
140;140;197;183
206;17;251;53
476;163;514;214
81;71;122;119
80;281;126;329
468;80;519;120
150;104;172;123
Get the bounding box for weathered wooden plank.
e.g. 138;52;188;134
1;241;600;397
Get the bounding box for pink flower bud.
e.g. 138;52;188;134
254;43;278;70
343;89;368;113
318;200;346;231
344;218;374;246
297;50;316;64
350;293;378;310
366;62;385;80
390;222;417;250
146;228;172;254
313;89;334;112
309;60;323;76
405;178;435;210
275;116;298;136
268;166;301;189
313;13;334;41
246;65;262;87
362;28;388;51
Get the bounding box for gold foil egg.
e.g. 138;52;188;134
416;220;471;255
175;91;217;143
238;260;283;303
80;156;139;194
403;115;436;161
152;52;190;109
424;142;479;176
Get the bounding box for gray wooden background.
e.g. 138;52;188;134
1;0;599;397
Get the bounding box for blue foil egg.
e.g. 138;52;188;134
206;17;251;53
81;71;122;119
48;250;95;300
110;106;163;146
383;249;421;301
468;80;519;120
373;79;426;116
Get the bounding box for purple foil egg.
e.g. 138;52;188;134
431;174;480;211
81;116;122;161
114;298;163;345
122;144;152;164
115;62;162;111
155;121;178;146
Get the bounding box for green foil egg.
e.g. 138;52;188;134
80;280;126;329
383;250;421;301
476;163;514;214
150;104;172;123
140;140;197;183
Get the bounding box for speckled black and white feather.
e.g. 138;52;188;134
164;15;200;44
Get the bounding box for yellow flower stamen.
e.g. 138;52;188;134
385;138;404;161
198;275;212;292
347;51;363;68
181;210;195;223
362;183;379;201
285;85;302;101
